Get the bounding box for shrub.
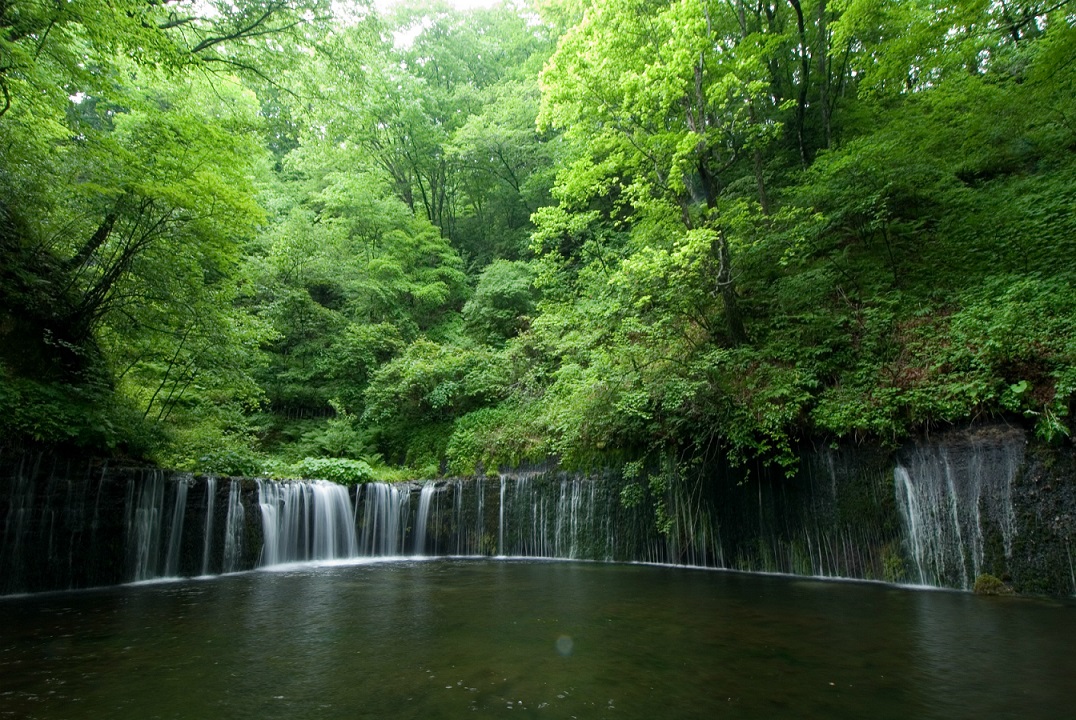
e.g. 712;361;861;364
972;573;1014;596
292;457;375;485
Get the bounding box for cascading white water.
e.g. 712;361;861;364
453;481;464;555
200;476;217;575
476;477;484;552
358;482;409;556
563;478;584;558
127;471;165;581
494;474;612;559
8;421;1060;597
413;482;437;555
222;480;245;573
894;433;1023;589
498;475;506;555
1067;539;1076;597
163;476;191;577
258;480;358;565
1;457;34;568
669;481;717;567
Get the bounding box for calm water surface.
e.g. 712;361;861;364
1;559;1074;719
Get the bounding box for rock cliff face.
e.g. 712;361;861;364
1010;441;1076;596
0;455;264;594
1;425;1073;596
893;425;1025;589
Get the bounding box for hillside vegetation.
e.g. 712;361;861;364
2;0;1073;479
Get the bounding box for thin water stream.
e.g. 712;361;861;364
1;560;1073;719
5;426;1061;596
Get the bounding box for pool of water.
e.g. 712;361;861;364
1;559;1074;719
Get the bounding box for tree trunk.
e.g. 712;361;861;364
788;0;811;167
817;0;832;150
66;211;118;272
714;230;746;345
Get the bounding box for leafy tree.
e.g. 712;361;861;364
462;260;540;345
1;65;273;452
5;0;1075;475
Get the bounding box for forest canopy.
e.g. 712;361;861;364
2;0;1074;479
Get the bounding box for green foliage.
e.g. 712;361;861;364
462;260;540;345
1;61;273;460
0;370;154;453
445;406;514;475
5;0;1075;483
973;573;1015;596
445;403;548;476
364;340;512;427
648;473;674;537
619;481;645;509
196;448;265;479
881;543;908;584
292;457;376;485
153;399;263;473
289;402;372;459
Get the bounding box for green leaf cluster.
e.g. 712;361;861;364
5;0;1075;483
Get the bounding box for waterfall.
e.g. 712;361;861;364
258;480;358;566
561;478;586;558
90;460;107;554
1;455;36;579
413;482;437;555
492;474;613;559
127;471;166;581
476;477;485;554
1067;538;1075;597
7;422;1069;596
498;475;506;555
163;476;191;577
358;482;409;556
222;480;245;573
453;481;464;555
669;481;705;566
894;433;1023;589
200;476;217;575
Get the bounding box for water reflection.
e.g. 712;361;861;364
911;589;1075;715
1;561;1074;719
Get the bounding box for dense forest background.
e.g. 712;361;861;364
2;0;1074;482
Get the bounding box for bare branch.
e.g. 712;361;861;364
200;56;302;101
157;15;198;31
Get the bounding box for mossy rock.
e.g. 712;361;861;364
881;543;908;584
973;573;1015;596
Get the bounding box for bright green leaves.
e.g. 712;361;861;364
1;0;173;120
518;0;1076;469
317;5;557;265
830;0;1076;98
0;0;333;123
293;456;376;485
807;273;1076;444
462;260;540;346
949;276;1076;439
5;0;1075;475
362;339;515;470
229;4;559;473
0;71;273;459
0;0;334;458
251;165;467;418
